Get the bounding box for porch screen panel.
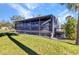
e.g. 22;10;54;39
31;21;39;30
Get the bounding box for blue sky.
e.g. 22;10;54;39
0;3;77;24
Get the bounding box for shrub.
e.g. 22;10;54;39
64;16;76;40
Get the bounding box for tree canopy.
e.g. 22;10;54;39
64;16;76;40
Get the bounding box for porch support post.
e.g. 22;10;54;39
29;21;32;34
50;16;54;38
30;21;31;31
15;21;17;32
39;18;40;36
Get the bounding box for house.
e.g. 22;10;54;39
15;15;61;38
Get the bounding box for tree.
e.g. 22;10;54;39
65;16;76;40
0;20;13;28
10;15;25;21
10;15;25;28
61;3;79;44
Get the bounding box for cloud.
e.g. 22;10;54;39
61;12;74;21
59;13;74;24
57;9;68;24
63;13;73;18
57;9;74;24
8;3;33;18
58;9;68;16
25;3;38;10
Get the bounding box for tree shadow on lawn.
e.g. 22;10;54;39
61;41;76;45
58;39;76;45
54;37;76;45
0;32;38;55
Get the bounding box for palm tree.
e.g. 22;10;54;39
63;3;79;44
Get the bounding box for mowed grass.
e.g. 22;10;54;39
0;33;79;55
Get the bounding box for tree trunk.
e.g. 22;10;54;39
76;10;79;45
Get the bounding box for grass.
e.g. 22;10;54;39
0;32;79;55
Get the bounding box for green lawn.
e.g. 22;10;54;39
0;32;79;55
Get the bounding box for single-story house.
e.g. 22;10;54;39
15;15;62;38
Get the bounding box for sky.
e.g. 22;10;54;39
0;3;78;24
